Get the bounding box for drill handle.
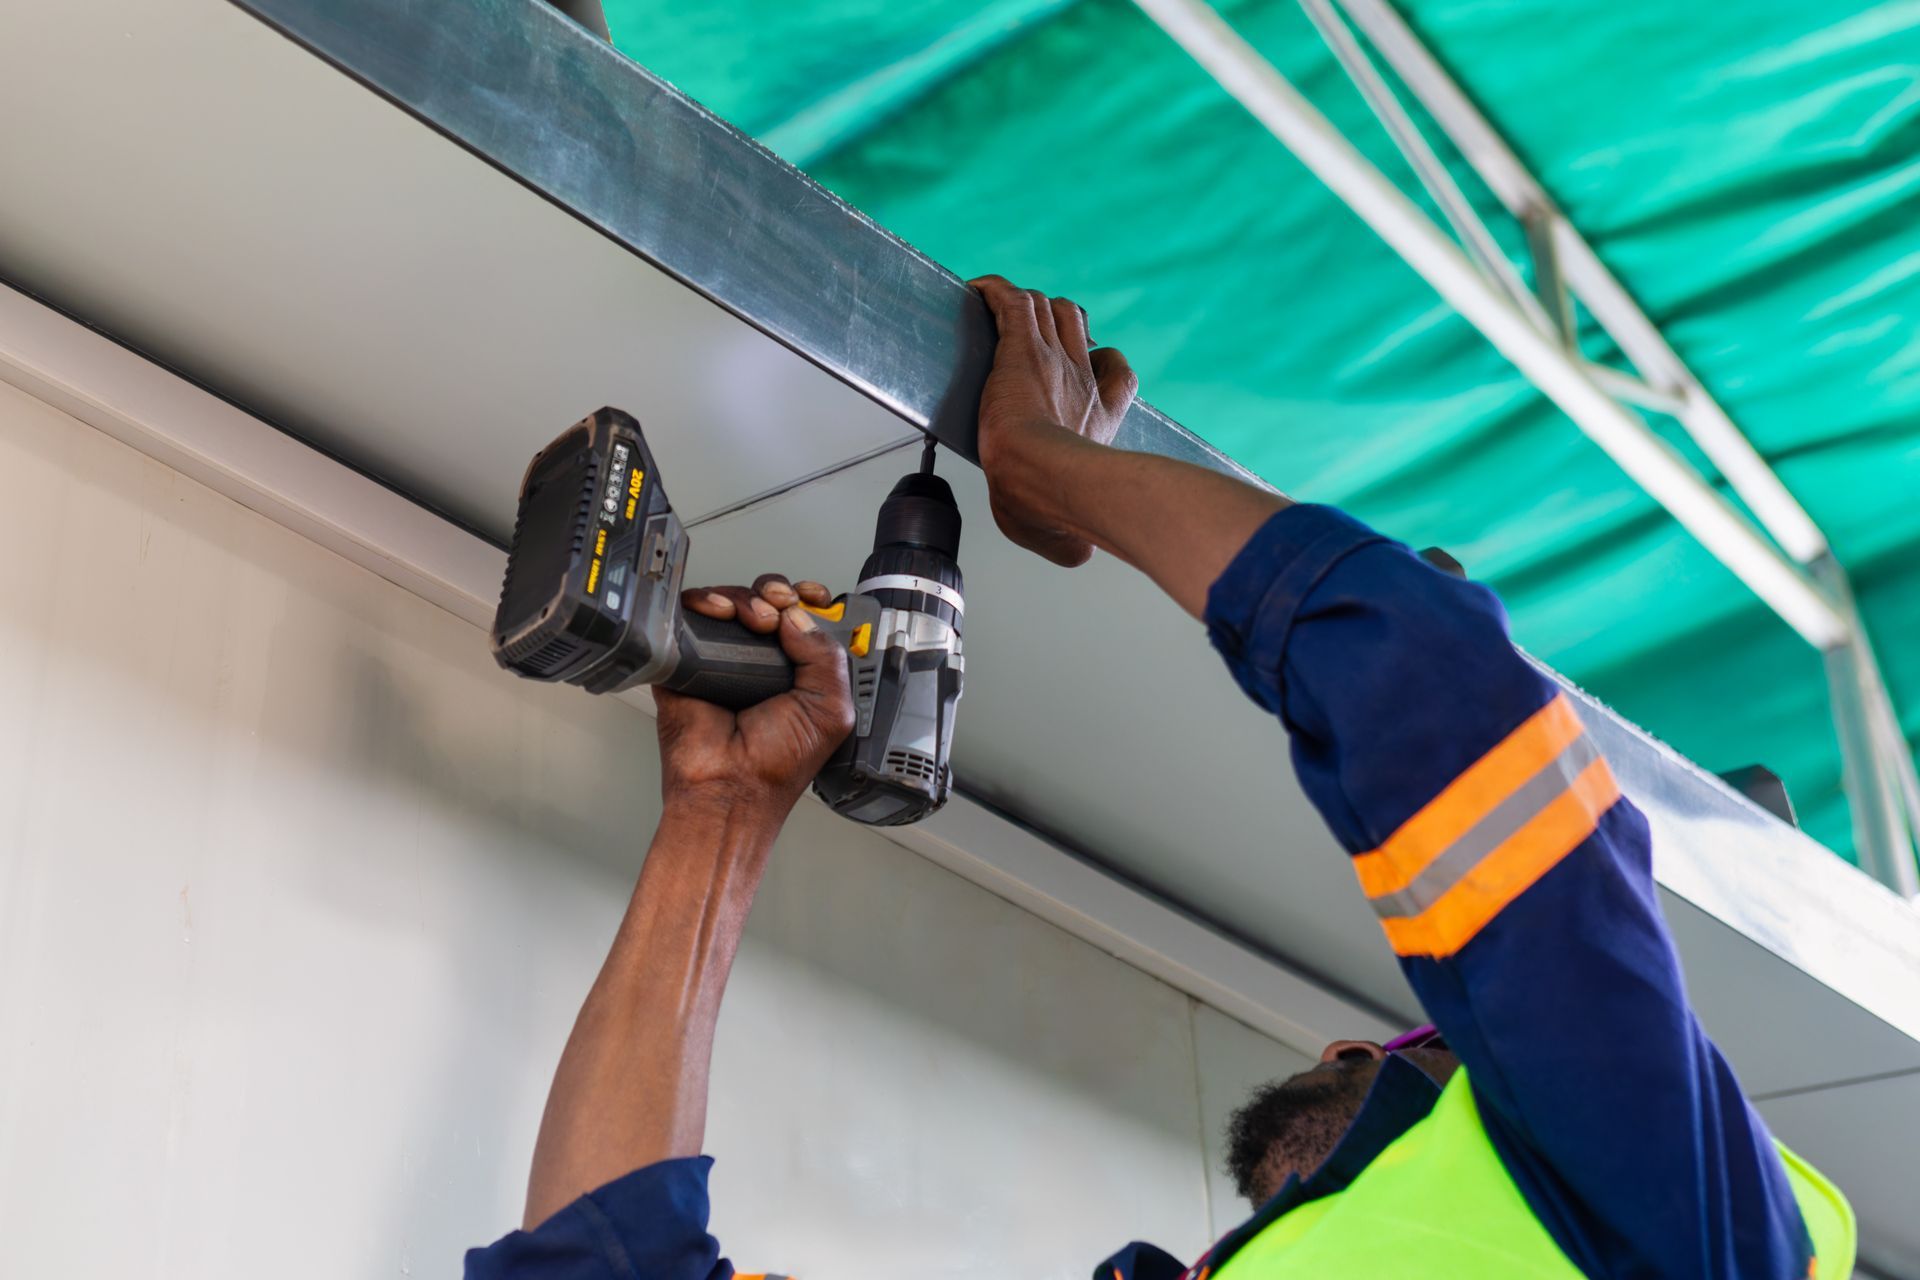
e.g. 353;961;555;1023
661;609;797;710
661;595;878;711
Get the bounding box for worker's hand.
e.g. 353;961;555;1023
970;275;1138;566
657;575;854;818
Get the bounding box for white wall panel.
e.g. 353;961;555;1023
1190;1005;1317;1240
711;803;1210;1275
0;383;1242;1278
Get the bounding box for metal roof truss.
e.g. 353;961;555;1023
1129;0;1920;896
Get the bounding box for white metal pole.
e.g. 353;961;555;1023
1332;0;1831;565
1827;632;1920;898
1293;0;1550;333
1309;0;1916;892
1129;0;1850;649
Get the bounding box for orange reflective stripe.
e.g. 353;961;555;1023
1352;694;1586;899
1379;755;1621;958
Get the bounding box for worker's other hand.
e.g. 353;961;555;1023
657;575;853;817
970;274;1138;567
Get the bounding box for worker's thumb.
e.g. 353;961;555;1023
780;605;856;738
1090;346;1138;417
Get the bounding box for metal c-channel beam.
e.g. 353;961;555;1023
223;0;1259;488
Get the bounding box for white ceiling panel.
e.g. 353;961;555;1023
1662;893;1920;1099
0;0;914;534
1762;1072;1920;1278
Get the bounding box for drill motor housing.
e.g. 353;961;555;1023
491;408;963;826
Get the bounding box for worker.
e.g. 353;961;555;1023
466;276;1854;1280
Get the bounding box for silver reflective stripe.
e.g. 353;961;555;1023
855;573;965;615
1370;732;1605;920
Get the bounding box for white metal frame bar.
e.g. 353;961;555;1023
1333;0;1833;563
1293;0;1546;332
0;281;1398;1055
1129;0;1920;895
1127;0;1843;647
1815;556;1920;894
1338;0;1920;900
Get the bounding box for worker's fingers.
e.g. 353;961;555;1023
683;584;781;632
1025;288;1060;347
969;274;1026;310
778;605;856;740
1051;298;1092;372
969;276;1040;348
752;572;797;608
683;588;736;620
684;576;830;629
1090;346;1140;417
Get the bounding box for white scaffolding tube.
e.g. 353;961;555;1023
1129;0;1920;895
1333;0;1832;564
1129;0;1844;648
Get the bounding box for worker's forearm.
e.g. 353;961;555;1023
523;792;780;1230
1008;424;1289;617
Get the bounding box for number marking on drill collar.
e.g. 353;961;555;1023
855;574;965;615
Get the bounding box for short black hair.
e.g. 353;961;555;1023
1224;1060;1380;1204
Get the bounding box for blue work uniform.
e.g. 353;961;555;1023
467;504;1812;1280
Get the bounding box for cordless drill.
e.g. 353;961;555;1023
489;407;964;826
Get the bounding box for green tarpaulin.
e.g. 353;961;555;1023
604;0;1920;865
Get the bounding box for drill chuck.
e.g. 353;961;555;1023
874;471;962;559
814;471;966;825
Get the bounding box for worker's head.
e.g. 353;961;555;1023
1225;1036;1460;1205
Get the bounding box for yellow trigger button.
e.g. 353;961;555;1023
848;623;872;658
800;600;847;623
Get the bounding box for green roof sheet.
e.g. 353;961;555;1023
605;0;1920;865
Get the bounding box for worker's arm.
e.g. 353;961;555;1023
467;591;852;1278
973;278;1811;1279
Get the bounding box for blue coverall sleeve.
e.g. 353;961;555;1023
1204;504;1811;1280
464;1156;735;1280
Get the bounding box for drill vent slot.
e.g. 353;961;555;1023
883;748;940;785
503;633;583;676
